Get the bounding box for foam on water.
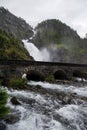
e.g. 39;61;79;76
56;104;87;130
56;105;79;120
23;40;50;61
7;112;66;130
28;81;87;97
6;84;87;130
6;88;66;130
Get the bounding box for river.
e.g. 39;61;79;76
5;40;87;130
6;81;87;130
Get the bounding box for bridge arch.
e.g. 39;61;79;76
54;69;68;80
26;70;45;81
73;70;84;78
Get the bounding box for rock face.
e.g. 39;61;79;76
0;7;33;40
32;19;87;64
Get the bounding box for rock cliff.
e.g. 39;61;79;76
0;7;33;40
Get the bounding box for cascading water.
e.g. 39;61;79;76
6;82;87;130
5;38;87;130
23;40;50;61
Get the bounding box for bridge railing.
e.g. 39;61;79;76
0;59;87;67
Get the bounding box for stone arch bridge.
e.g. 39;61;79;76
0;60;87;81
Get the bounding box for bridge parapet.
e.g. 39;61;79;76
0;60;87;81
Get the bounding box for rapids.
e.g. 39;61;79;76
5;81;87;130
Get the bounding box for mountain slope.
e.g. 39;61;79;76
32;19;87;64
0;7;33;40
33;19;80;47
0;7;87;64
0;29;32;60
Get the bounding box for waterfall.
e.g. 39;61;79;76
23;40;50;61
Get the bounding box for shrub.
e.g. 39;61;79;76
0;29;30;60
0;89;10;119
9;78;27;88
46;75;55;82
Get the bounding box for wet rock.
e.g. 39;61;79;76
62;96;71;105
17;97;36;106
11;97;21;105
5;110;21;124
0;121;6;130
24;98;35;105
53;113;68;124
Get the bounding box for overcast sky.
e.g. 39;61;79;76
0;0;87;38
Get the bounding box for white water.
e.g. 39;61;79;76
6;81;87;130
28;81;87;97
6;88;66;130
23;40;50;61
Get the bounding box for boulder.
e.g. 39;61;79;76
0;121;6;130
5;110;21;124
11;97;21;105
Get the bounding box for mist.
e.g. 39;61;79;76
23;40;51;61
23;40;63;62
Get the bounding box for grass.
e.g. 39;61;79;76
9;78;27;89
45;75;55;82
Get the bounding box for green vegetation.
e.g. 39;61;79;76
0;29;30;60
82;72;87;79
0;89;10;119
46;75;55;82
34;19;79;47
9;78;27;89
33;19;87;64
